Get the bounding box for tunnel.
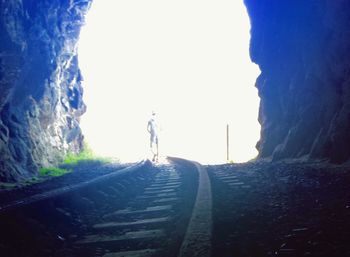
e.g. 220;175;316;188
1;1;350;256
1;0;350;182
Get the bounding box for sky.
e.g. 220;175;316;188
78;0;261;164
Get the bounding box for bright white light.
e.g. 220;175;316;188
78;0;261;164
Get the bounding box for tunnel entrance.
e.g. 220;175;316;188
78;0;260;164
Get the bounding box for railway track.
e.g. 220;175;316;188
0;157;212;257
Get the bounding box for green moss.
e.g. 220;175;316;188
63;143;113;165
39;167;71;177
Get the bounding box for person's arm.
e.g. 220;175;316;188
147;121;151;133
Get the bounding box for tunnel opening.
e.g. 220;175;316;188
78;0;261;164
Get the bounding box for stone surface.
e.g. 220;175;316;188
0;0;91;181
208;161;350;256
2;0;350;182
245;0;350;163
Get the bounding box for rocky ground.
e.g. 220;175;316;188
1;159;350;257
0;159;198;257
0;160;127;209
208;160;350;257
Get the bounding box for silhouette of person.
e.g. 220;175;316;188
147;111;159;162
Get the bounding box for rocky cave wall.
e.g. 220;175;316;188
245;0;350;163
0;0;91;182
1;0;350;181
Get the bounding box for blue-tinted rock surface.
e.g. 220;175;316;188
245;0;350;163
0;1;91;181
1;0;350;181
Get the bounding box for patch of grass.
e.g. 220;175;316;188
63;144;113;165
39;167;71;177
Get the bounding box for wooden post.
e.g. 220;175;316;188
226;124;229;162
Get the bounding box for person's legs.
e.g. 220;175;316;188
150;134;158;162
155;137;159;162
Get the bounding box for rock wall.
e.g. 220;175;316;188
0;0;91;181
245;0;350;163
2;0;350;181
